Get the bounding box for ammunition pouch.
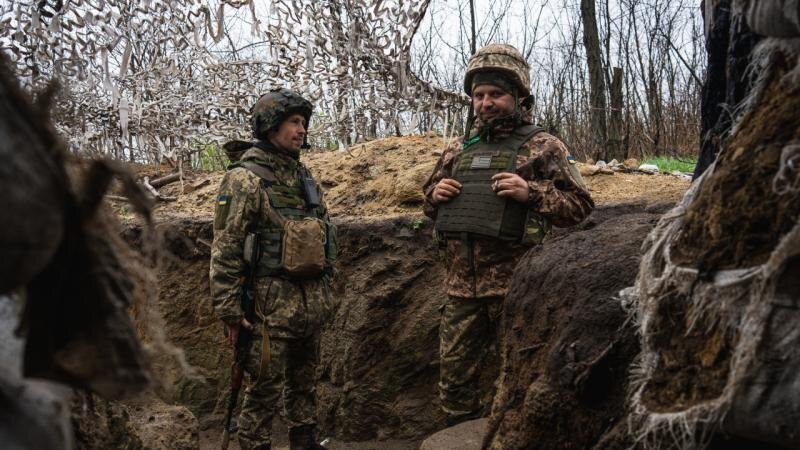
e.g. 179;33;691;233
282;218;327;278
250;222;335;279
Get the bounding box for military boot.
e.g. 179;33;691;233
288;424;327;450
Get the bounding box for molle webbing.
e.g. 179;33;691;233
252;230;284;277
436;125;544;241
234;160;325;277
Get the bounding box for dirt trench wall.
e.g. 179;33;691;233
126;214;454;440
628;35;800;448
131;202;690;447
316;216;449;440
484;204;663;450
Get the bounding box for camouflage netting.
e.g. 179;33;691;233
625;12;800;447
0;0;466;162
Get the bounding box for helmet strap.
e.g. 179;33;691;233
462;104;476;144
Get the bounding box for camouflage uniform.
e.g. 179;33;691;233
210;90;334;450
423;44;595;421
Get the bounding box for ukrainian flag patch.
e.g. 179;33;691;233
567;155;576;164
214;195;232;230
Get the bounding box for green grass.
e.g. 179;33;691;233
193;144;229;171
642;156;697;173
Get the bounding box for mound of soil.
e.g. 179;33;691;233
671;49;800;271
303;135;442;217
129;134;690;222
73;392;198;450
629;43;800;449
484;204;658;449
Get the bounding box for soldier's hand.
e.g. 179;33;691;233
432;178;462;204
491;172;529;203
227;323;240;346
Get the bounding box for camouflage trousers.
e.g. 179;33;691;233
439;295;503;419
238;332;319;450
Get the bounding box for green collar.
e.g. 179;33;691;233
462;135;481;150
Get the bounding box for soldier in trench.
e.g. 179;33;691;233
210;89;336;450
422;43;595;425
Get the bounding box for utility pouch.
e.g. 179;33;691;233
282;218;327;277
324;222;338;264
520;213;551;245
562;156;588;190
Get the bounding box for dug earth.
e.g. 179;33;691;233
86;135;691;449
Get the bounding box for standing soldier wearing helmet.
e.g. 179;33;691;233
422;44;594;425
211;88;337;450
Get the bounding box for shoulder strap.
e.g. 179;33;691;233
507;125;545;152
235;160;279;184
234;161;286;226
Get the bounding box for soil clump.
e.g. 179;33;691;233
73;392;198;449
484;205;656;449
671;50;800;271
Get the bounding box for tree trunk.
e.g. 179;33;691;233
580;0;608;161
608;67;625;161
694;0;762;178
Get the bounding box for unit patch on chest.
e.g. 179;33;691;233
470;155;493;169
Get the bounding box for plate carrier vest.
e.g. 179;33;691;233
232;159;336;279
436;124;545;242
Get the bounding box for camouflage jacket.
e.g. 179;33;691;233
423;125;594;298
209;144;334;339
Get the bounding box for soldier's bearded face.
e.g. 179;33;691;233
269;113;307;153
472;84;515;122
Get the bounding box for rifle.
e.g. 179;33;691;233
221;232;260;450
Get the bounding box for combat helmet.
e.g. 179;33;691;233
251;88;313;141
463;43;531;97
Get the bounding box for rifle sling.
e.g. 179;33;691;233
257;332;271;381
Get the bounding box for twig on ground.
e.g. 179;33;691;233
149;172;182;188
143;176;177;202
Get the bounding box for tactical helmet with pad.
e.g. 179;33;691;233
251;88;313;140
463;43;531;97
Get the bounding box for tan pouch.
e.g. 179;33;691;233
282;218;327;277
